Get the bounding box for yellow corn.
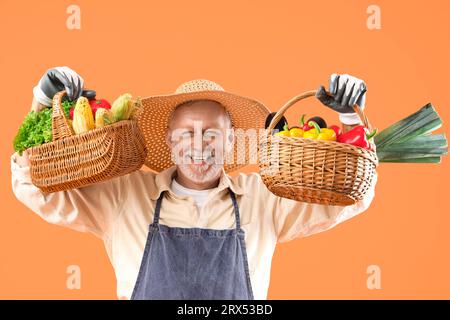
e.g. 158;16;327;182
95;108;113;128
111;93;133;122
72;97;95;134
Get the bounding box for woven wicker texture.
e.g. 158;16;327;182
259;90;378;206
136;79;270;173
29;91;148;193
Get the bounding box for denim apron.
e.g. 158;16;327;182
131;188;254;300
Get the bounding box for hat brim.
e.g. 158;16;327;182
136;90;270;173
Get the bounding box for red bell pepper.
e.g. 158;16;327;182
69;98;112;120
89;99;111;119
301;114;313;131
337;125;377;150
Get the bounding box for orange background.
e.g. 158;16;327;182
1;0;449;299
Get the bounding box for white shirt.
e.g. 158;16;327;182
10;153;378;299
170;178;213;211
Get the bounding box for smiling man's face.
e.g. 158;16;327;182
166;100;234;189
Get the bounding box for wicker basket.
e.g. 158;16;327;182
258;90;378;206
28;91;148;193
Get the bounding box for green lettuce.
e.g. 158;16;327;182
61;99;75;119
13;108;53;156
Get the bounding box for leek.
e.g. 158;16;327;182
379;157;442;164
374;103;448;163
374;104;442;148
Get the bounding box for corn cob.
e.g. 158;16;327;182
111;93;133;122
95;108;113;128
72;97;95;134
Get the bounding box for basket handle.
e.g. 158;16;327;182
51;91;74;141
267;89;374;132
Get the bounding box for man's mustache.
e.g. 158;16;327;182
184;149;215;164
171;146;221;165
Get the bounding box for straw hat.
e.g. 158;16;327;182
136;79;270;173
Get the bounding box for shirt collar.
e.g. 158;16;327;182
149;166;245;200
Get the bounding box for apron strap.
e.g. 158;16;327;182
153;191;165;225
229;189;241;231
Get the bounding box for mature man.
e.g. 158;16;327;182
11;67;377;300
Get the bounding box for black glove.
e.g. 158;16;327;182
33;66;84;106
316;74;367;125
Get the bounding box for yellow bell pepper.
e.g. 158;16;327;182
289;127;304;138
275;124;291;137
303;121;337;141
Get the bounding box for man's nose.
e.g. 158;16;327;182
188;139;213;150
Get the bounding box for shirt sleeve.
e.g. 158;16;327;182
261;170;378;243
10;152;128;239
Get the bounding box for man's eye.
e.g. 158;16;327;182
171;131;193;142
204;130;220;139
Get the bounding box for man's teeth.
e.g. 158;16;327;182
189;155;212;161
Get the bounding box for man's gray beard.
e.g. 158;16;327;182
177;163;223;184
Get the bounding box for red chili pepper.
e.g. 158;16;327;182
301;114;313;131
337;125;377;150
89;99;111;119
328;125;342;138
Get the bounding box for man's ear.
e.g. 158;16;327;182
165;129;172;149
225;128;235;152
